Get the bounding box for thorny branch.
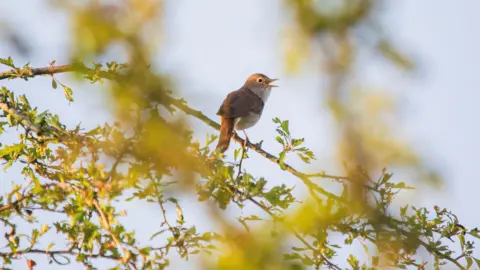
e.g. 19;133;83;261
0;63;469;269
0;248;121;261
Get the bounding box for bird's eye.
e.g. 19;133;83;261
257;78;263;83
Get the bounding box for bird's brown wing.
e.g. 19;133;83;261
216;87;264;118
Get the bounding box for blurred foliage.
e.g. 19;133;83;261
0;0;478;270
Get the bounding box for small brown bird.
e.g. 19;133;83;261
215;73;278;153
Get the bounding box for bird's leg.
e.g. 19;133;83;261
242;131;263;149
242;130;250;149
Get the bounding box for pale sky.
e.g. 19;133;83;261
1;1;479;269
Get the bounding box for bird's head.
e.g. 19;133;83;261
244;73;278;90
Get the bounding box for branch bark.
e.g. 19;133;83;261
0;65;82;80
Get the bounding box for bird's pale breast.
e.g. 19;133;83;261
234;112;261;130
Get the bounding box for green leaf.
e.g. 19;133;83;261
139;247;151;256
215;189;232;210
400;205;409;217
46;242;54;253
281;120;290;134
264;190;280;206
458;234;465;250
7;114;14;126
244;215;261;221
301;256;314;266
40;224;50;235
470;229;480;239
0;143;26;159
283;253;302;261
62;85;74;102
296;153;311;164
347;254;359;267
394;182;415;190
279;151;286;170
0;57;15;68
466;257;473;269
372;256;379;266
379;173;393;186
377;40;415;71
291;138;304;147
275;136;284;145
150;229;168;240
234;148;240;161
76;253;86;262
18;95;30;108
0;121;7;135
52;79;57;89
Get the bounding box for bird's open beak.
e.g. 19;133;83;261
267;78;278;88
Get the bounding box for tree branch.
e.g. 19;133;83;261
0;63;466;269
0;248;121;264
0;65;77;80
0;63;119;81
0;193;33;213
0;101;41;134
93;198;129;262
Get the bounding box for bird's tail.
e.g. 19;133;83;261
215;117;234;153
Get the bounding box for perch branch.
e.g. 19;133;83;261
0;63;465;269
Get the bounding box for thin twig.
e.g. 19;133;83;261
158;200;175;232
235;144;246;181
0;193;33;213
92;199;128;262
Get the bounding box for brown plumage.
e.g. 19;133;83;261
216;117;235;153
215;88;264;152
214;74;277;153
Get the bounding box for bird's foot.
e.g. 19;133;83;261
253;140;263;149
243;139;263;150
243;138;249;149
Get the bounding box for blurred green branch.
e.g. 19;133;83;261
0;62;126;81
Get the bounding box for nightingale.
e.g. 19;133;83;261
215;73;278;153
